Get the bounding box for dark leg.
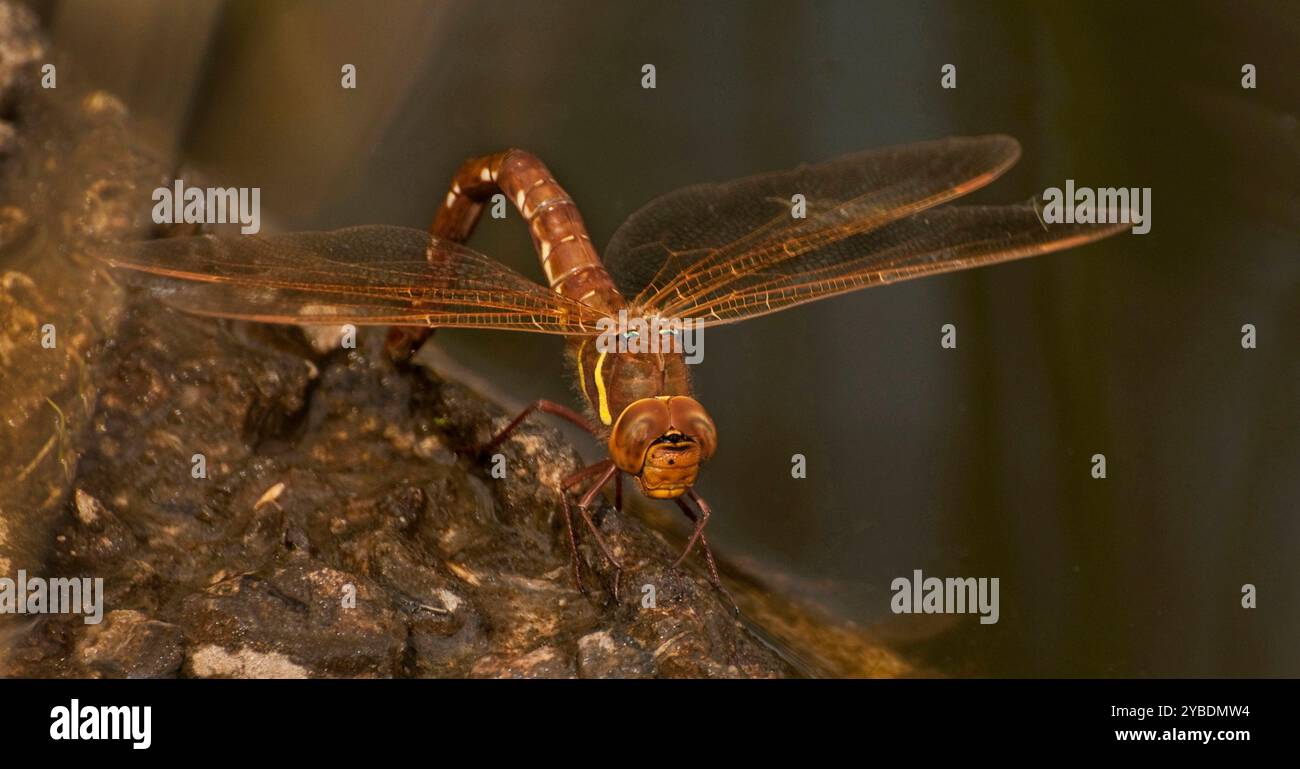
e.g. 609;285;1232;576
558;461;614;595
674;496;737;613
614;471;623;512
574;463;622;568
559;460;622;598
672;487;712;567
480;399;599;454
562;459;613;490
565;462;622;601
557;478;586;595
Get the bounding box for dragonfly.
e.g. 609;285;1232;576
104;135;1126;599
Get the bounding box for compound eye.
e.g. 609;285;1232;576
609;399;671;473
668;397;717;461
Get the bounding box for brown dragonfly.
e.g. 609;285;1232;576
105;135;1125;598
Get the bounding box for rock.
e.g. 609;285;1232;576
188;645;309;679
0;289;797;678
0;0;164;631
62;489;137;566
179;562;408;678
407;606;489;678
469;645;576;679
0;2;43;104
577;630;654;678
76;610;182;679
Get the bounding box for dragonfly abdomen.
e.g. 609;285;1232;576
435;149;625;315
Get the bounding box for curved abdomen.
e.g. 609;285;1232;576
434;149;625;315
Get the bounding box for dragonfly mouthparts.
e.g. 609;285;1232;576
653;431;693;446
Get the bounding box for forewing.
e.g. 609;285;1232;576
604;135;1023;306
102;224;610;334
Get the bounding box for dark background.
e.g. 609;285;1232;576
33;0;1299;675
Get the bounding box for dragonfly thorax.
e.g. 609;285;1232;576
571;337;694;428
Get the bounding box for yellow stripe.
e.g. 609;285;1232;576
594;351;612;425
576;340;590;402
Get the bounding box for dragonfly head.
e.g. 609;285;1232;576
609;396;717;499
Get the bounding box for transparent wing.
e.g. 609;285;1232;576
656;204;1127;325
604;135;1023;307
102;224;611;334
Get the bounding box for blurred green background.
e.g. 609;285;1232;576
32;0;1299;675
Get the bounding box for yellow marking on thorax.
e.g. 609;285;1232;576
593;350;613;425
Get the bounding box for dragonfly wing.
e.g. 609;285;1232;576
652;204;1128;325
603;135;1022;306
102;224;610;334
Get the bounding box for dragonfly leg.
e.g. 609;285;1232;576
560;460;622;599
556;489;586;596
672;488;712;568
614;471;623;513
480;399;599;454
561;459;614;490
674;495;737;613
